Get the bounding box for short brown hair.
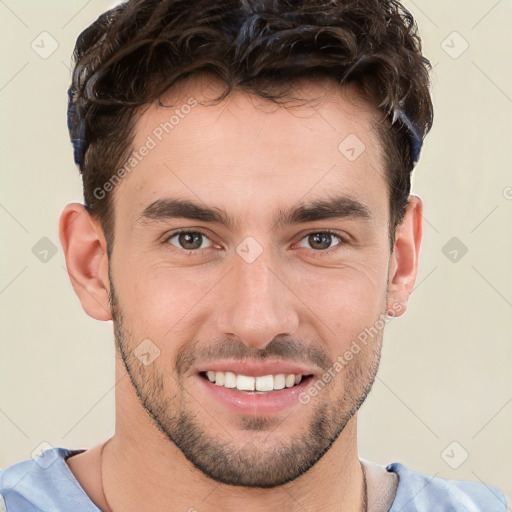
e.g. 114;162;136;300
67;0;433;250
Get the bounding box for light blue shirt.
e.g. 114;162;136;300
0;447;508;511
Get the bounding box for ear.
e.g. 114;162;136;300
386;195;423;317
58;203;112;321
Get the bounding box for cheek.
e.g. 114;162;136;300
288;257;388;366
291;256;388;317
116;261;215;335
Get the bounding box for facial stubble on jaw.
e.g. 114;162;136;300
107;270;384;488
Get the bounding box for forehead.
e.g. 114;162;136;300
112;74;388;230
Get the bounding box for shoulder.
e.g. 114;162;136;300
0;447;96;512
386;461;508;512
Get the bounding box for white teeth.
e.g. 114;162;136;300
214;371;224;386
224;371;237;388
273;374;286;390
285;374;295;388
205;371;306;391
255;375;274;391
236;374;255;391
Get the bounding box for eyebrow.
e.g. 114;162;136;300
136;194;373;231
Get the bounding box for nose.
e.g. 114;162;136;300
215;250;299;350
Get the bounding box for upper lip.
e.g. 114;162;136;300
196;359;316;377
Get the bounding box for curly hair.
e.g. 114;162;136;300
67;0;433;249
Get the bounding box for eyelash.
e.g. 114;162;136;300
163;228;349;256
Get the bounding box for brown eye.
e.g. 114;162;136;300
167;231;212;252
298;231;344;251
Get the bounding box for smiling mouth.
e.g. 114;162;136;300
199;371;314;393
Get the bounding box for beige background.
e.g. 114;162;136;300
1;0;511;502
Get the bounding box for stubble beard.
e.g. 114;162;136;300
108;275;383;488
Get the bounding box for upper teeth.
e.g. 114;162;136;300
205;371;303;391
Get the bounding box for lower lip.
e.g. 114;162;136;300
197;374;314;416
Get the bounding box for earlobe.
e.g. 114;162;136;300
58;203;112;321
386;195;423;317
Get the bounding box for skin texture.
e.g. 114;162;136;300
60;75;422;511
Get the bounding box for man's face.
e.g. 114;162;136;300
107;76;394;487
